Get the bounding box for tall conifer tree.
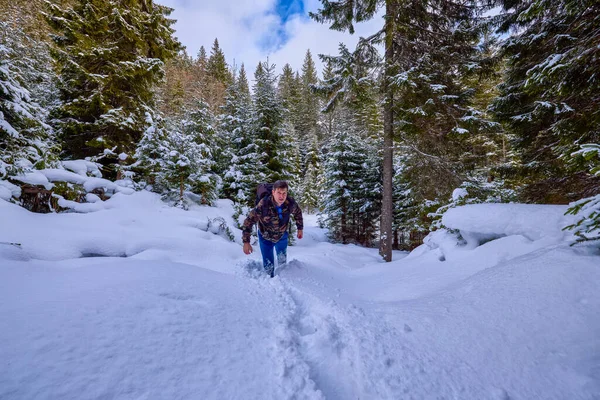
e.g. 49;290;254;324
45;0;181;169
0;21;58;178
207;38;231;85
252;61;285;182
220;64;266;221
298;50;320;147
491;0;600;202
311;0;395;260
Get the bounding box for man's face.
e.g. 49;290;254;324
272;188;288;206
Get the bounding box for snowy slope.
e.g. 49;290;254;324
0;192;598;400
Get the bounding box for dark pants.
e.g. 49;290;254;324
258;231;288;277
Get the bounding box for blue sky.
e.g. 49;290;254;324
268;0;307;50
276;0;305;23
156;0;383;75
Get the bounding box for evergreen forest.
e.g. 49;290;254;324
1;0;598;258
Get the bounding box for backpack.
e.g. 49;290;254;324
255;183;273;206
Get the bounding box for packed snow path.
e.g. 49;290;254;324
1;193;598;399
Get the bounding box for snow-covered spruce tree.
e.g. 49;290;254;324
131;112;170;192
299;132;322;213
251;61;286;183
179;101;219;205
219;64;261;197
201;38;232;114
133;102;218;207
311;0;395;260
564;144;600;246
392;27;516;236
320;114;353;243
320;106;373;244
45;0;180;176
218;70;242;199
296;50;321;163
491;0;600;203
277;64;303;182
0;20;58;179
218;65;267;223
391;1;496;214
313;44;382;245
355;136;382;247
159;128;200;208
278;63;301;130
277;119;301;186
392;155;420;249
207;38;232;87
274;118;302;246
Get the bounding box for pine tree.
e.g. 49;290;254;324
133;101;218;206
312;0;394;261
297;50;321;150
251;61;285;182
320;106;372;244
290;49;324;183
313;0;497;258
45;0;181;171
0;20;58;179
207;38;232;86
393;2;491;198
317;60;337;144
194;46;208;98
277;63;302;174
197;46;207;70
277;119;301;187
131;112;171;192
491;0;600;203
182;100;219;204
278;63;300;116
299;132;322;213
355;136;382;246
219;67;250;196
219;64;266;222
564;144;600;246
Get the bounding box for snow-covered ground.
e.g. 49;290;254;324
1;190;599;400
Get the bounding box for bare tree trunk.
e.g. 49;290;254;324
379;0;395;262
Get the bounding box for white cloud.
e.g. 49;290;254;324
156;0;384;77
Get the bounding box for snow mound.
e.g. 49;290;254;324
442;203;572;242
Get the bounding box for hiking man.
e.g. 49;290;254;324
242;180;303;277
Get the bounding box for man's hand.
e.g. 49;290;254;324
297;230;303;240
243;242;253;255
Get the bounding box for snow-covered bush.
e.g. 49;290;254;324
564;195;600;246
207;216;234;242
564;144;600;246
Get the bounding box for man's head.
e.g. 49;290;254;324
272;180;288;206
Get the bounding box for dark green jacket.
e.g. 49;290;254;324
242;195;303;243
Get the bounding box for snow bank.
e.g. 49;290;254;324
0;190;598;400
442;203;572;242
420;203;578;259
12;170;53;190
1;160;135;210
0;191;240;265
62;159;102;177
0;179;21;201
